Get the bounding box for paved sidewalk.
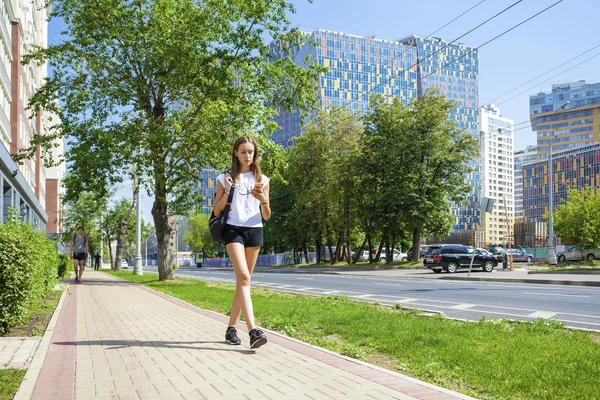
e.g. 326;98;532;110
0;337;40;369
29;270;474;400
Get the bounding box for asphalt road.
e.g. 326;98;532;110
142;266;600;331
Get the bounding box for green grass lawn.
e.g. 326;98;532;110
0;369;26;400
106;270;600;400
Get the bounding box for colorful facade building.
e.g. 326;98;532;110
268;30;480;231
196;167;218;215
530;81;600;158
514;145;538;222
522;142;600;223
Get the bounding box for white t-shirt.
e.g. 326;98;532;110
216;172;270;228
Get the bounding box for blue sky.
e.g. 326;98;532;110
49;0;600;220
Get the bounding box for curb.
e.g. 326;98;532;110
102;271;474;400
13;280;70;400
438;276;600;287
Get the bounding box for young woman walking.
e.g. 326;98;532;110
213;136;271;349
70;226;89;283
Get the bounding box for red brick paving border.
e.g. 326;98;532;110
31;277;77;400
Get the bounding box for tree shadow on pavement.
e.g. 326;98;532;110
54;340;257;354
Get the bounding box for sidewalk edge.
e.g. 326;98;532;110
103;272;476;400
13;283;70;400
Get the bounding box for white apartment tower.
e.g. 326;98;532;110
479;104;515;246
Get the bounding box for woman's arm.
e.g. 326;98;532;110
212;174;233;217
252;185;271;220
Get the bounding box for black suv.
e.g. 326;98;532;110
423;244;497;273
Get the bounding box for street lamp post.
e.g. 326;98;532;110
547;101;570;265
133;189;143;275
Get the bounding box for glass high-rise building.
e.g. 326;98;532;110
530;81;600;158
269;30;480;231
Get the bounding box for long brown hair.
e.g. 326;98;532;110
231;136;262;184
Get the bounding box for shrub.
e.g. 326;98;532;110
57;254;71;278
0;220;59;333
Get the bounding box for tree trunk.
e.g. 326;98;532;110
386;239;391;264
152;171;175;280
375;238;385;262
367;234;373;263
354;236;367;264
334;234;343;264
303;242;309;265
346;228;352;265
114;190;138;271
315;235;322;264
412;225;422;262
327;236;335;265
293;244;299;264
106;233;114;270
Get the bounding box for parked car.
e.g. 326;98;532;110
408;245;429;260
423;244;497;273
353;249;378;262
378;249;408;262
504;248;535;263
557;246;600;262
488;245;506;256
121;259;129;269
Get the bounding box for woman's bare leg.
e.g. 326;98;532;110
228;246;261;327
226;243;258;330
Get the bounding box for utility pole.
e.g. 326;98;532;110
503;195;513;271
133;189;143;275
547;101;570;265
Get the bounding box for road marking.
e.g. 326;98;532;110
527;311;558;319
296;278;315;280
396;298;418;303
323;290;341;295
295;287;314;291
450;304;476;310
523;292;591;298
373;283;403;287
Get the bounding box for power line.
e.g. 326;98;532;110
494;51;600;106
397;0;564;101
302;0;563;134
426;0;487;38
341;0;524;112
484;43;600;105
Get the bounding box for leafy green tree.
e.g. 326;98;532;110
61;192;106;259
402;90;478;260
554;187;600;256
286;111;333;263
21;0;324;280
183;213;216;259
360;96;412;263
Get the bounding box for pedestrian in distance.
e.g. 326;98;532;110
70;226;89;283
213;136;271;349
94;252;101;271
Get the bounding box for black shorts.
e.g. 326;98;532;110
223;225;263;247
73;252;86;261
